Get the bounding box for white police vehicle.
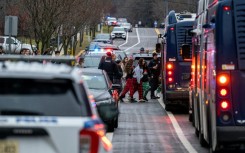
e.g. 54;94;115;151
0;56;112;153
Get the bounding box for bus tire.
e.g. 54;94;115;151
165;104;171;111
189;112;193;122
199;132;207;147
195;128;199;137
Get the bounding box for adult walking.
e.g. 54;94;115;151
148;52;160;99
98;52;119;83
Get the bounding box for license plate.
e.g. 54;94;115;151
0;141;18;153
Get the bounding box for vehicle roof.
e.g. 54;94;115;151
0;61;82;83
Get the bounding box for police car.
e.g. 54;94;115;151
0;57;112;153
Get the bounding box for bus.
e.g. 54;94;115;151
161;11;195;111
182;0;245;152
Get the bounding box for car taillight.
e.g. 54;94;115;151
80;121;112;153
168;77;173;82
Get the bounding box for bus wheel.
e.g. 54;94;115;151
188;112;193;122
209;145;220;153
199;132;207;147
165;104;171;111
195;128;199;137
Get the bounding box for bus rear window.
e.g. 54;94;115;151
0;78;88;116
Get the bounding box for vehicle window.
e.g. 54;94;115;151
6;38;15;44
0;38;4;43
83;56;102;68
82;73;107;90
113;28;124;32
0;78;88;116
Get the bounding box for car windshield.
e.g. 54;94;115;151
0;78;87;116
82;73;107;90
83;56;102;68
113;28;124;32
96;34;110;39
123;23;130;26
108;18;116;21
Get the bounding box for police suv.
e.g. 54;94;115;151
0;58;112;153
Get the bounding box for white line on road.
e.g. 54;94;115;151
118;31;129;48
157;99;197;153
106;132;114;142
125;28;140;51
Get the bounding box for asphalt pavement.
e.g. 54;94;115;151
107;28;209;153
113;28;158;56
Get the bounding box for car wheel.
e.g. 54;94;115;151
107;121;114;132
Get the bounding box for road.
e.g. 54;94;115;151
113;28;158;56
107;28;209;153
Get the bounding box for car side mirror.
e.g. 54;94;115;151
181;44;191;59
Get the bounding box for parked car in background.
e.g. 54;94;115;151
0;36;37;54
106;17;117;26
82;68;121;132
120;22;133;32
111;27;127;40
0;60;112;153
93;34;113;44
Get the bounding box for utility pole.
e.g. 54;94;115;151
165;0;168;17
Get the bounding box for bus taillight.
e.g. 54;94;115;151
168;77;173;83
167;63;173;70
217;74;229;86
220;100;229;110
219;88;228;97
167;71;172;76
223;6;231;11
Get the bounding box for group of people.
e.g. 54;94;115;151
98;51;161;103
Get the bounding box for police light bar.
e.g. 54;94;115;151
0;55;76;62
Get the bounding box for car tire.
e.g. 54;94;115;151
107;121;114;132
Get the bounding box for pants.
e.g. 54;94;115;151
130;78;143;100
120;78;133;97
142;82;150;97
150;77;159;97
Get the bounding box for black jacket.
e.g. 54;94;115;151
148;59;160;77
98;56;119;81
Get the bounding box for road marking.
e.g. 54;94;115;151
118;31;129;48
157;99;197;153
125;28;140;51
106;132;114;142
